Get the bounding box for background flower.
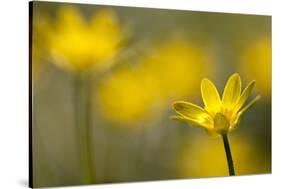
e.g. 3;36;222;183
45;6;124;72
98;39;213;125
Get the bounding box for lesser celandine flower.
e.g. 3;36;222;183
171;73;260;175
47;6;124;72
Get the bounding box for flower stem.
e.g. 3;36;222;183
74;73;95;184
222;133;235;176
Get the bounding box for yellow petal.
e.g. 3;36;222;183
201;78;221;114
234;80;256;113
229;112;243;131
222;73;242;109
169;115;186;121
169;115;208;128
173;101;213;128
239;95;261;114
230;95;260;131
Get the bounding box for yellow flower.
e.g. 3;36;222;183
98;39;212;125
47;6;124;72
172;73;260;136
98;68;158;125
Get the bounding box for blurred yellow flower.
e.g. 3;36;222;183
238;37;271;97
98;39;212;125
98;68;158;125
178;134;271;177
47;6;124;72
142;39;209;100
172;73;260;136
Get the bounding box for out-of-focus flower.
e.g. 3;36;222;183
98;39;212;125
172;73;260;136
238;37;271;97
33;6;125;183
142;39;209;100
178;134;271;177
46;6;124;72
98;68;158;125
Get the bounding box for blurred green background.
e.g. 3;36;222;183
31;1;271;187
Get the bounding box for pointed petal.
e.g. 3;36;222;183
173;101;213;128
169;115;186;121
201;78;221;114
169;115;209;128
239;95;261;114
229;112;243;131
230;95;260;131
234;80;256;113
222;73;242;109
169;115;192;124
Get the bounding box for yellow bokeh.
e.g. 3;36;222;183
98;39;213;125
178;134;270;178
142;39;209;100
238;37;271;97
98;68;159;125
44;6;124;72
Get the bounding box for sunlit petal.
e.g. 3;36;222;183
169;115;187;122
170;115;210;128
173;101;213;128
239;95;261;114
229;112;243;131
234;80;256;113
201;78;221;115
222;73;242;109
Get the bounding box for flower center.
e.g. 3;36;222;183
214;112;230;134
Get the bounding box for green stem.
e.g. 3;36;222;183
74;73;95;184
222;134;235;176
